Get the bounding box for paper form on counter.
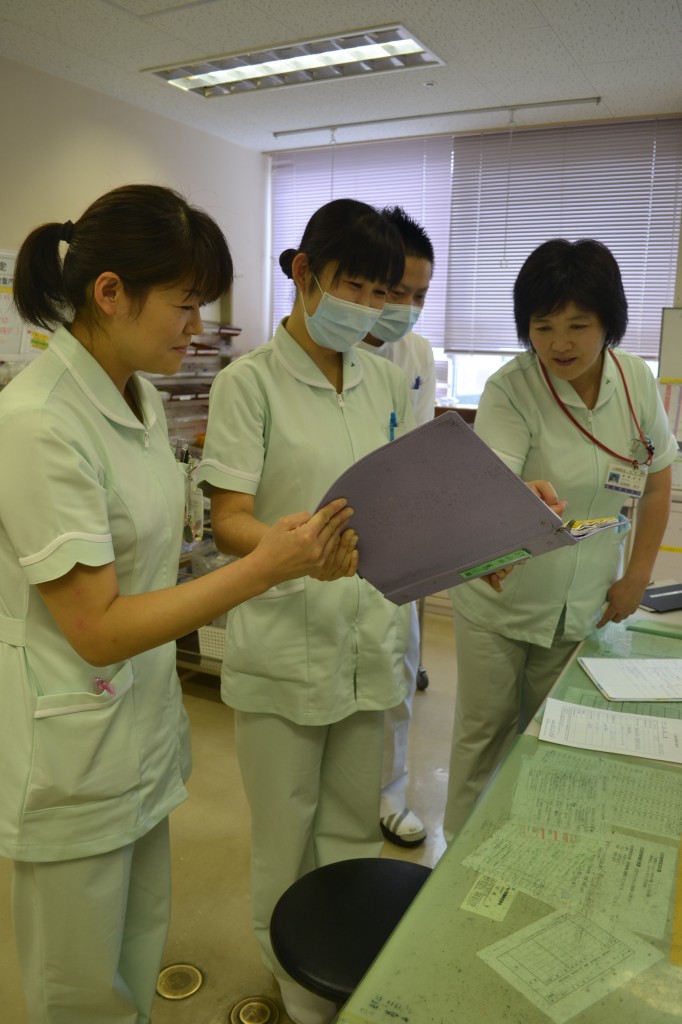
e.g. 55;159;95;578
563;684;682;720
581;833;677;939
463;822;603;906
579;657;682;701
464;821;675;938
478;910;663;1024
532;746;682;839
539;697;682;763
510;754;608;835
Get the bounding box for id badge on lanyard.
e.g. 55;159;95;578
604;437;650;497
604;462;647;497
541;353;653;500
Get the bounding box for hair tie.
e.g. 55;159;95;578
279;247;298;279
59;220;74;244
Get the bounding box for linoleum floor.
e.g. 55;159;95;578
0;611;456;1024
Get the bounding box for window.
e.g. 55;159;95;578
270;118;682;402
270;136;453;349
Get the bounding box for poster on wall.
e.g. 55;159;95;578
0;249;51;359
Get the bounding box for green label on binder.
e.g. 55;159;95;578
460;549;530;579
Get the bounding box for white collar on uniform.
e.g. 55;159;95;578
272;320;363;391
49;326;157;433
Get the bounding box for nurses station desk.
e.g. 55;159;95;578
338;617;682;1024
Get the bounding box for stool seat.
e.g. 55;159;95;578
270;857;431;1005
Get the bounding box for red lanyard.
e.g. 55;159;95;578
539;350;654;468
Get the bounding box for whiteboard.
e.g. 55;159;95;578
0;250;50;359
659;307;682;380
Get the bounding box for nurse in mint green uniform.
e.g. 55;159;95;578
445;239;676;841
197;199;413;1024
1;185;351;1024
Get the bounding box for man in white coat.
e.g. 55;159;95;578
358;207;436;845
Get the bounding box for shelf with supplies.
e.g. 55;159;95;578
169;323;238;679
144;321;241;446
176;529;230;678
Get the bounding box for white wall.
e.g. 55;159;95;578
0;57;270;350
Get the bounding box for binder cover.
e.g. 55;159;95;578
316;411;577;605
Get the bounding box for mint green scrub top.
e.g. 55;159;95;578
196;323;414;725
0;327;191;862
450;349;677;646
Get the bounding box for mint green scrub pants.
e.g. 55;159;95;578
380;601;420;816
444;611;577;843
234;709;384;989
12;817;171;1024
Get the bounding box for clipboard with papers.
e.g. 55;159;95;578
316;411;622;605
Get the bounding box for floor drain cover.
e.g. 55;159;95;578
229;995;280;1023
156;963;203;999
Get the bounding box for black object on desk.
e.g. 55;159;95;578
640;583;682;612
270;858;431;1005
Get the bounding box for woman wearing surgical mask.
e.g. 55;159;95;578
196;199;414;1024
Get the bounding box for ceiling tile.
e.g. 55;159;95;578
536;0;682;63
0;0;679;151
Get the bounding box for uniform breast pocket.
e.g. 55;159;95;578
25;662;140;812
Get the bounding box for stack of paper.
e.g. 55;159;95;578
579;658;682;702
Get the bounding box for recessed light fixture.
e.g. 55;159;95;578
146;25;443;97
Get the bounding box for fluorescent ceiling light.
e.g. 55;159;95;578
147;26;443;98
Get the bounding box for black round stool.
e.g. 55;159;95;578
270;857;431;1005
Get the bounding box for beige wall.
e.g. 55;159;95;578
1;57;270;350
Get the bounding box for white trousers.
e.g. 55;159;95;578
12;817;171;1024
444;612;577;842
234;709;385;980
380;601;420;816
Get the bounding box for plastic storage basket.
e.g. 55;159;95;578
197;625;225;661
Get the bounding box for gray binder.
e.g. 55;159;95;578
317;411;578;605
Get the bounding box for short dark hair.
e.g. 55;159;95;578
513;238;628;348
279;198;404;290
381;206;434;267
13;184;234;330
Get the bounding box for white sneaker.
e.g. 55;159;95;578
380;809;427;847
278;979;338;1024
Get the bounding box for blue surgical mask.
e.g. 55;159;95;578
302;277;382;353
370;301;422;344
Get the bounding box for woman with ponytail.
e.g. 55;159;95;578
0;184;351;1024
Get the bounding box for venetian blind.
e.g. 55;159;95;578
270;136;454;344
270;117;682;358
